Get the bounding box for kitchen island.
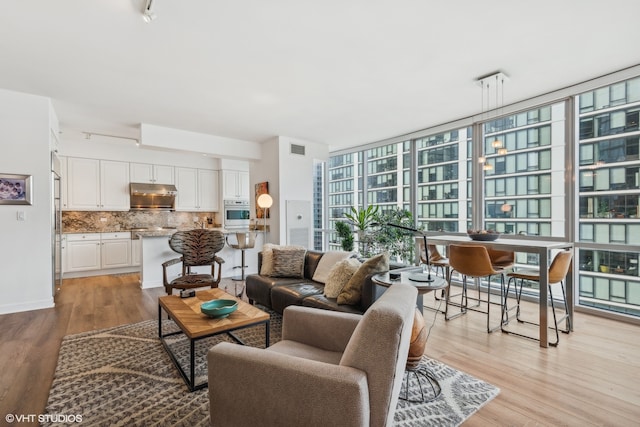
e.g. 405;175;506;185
137;228;264;289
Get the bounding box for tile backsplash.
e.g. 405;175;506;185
62;211;220;232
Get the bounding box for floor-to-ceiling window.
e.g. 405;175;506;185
415;129;471;232
324;70;640;321
482;104;565;238
327;153;358;251
312;160;324;251
577;77;640;317
366;143;406;213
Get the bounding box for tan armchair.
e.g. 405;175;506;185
207;283;418;427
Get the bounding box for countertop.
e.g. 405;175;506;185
63;227;262;237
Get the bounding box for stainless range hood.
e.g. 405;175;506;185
130;183;177;211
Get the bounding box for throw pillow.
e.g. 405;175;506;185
312;250;356;284
260;244;304;276
338;252;389;305
324;258;362;298
271;247;307;278
259;243;276;276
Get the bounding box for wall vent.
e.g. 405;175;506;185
290;143;306;156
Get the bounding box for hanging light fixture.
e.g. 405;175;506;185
477;71;508;162
491;73;504;150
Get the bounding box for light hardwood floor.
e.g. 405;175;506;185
1;274;639;426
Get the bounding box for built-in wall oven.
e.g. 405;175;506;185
224;199;251;229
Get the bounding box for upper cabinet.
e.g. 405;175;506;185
175;167;219;212
222;170;250;200
130;163;174;184
66;158;130;211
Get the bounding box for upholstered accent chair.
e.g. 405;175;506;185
207;283;418;427
161;229;225;295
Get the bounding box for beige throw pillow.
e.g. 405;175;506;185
271;247;307;278
312;251;355;284
338;252;389;305
259;243;276;276
260;244;305;276
324;258;361;298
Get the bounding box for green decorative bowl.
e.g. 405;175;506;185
200;299;238;318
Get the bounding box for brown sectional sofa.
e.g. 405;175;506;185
245;250;387;314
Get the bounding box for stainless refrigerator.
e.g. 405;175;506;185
52;153;62;295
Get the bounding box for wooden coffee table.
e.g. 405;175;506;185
158;288;270;391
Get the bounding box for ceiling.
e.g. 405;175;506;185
2;0;640;153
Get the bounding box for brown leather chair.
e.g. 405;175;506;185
503;250;573;346
162;229;225;295
445;244;506;332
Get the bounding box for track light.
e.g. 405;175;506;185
142;0;157;23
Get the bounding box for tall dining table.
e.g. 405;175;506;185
427;235;574;348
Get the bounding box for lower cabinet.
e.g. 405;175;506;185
131;237;141;266
66;233;102;272
65;232;134;273
101;232;131;269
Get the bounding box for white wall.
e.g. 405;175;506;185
249;136;328;245
277;137;329;244
0;88;55;314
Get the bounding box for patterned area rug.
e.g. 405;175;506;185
45;311;499;427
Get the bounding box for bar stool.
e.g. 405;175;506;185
419;242;449;279
445;244;506;332
225;231;256;295
419;242;449;311
503;250;572;346
487;247;514;274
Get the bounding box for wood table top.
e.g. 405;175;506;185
158;288;269;339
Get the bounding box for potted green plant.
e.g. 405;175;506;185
334;221;354;252
344;205;379;232
369;208;417;264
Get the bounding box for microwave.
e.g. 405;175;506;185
224;199;251;229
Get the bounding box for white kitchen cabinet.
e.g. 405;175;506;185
101;232;131;269
66;233;101;272
100;160;130;210
222;170;250;199
65;232;135;272
57;234;66;274
175;167;219;211
198;169;219;211
131;237;141;266
175;167;198;210
130;163;174;184
66;157;130;210
66;158;100;210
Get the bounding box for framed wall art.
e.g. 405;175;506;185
0;173;32;205
255;181;269;219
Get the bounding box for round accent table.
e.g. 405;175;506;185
372;269;447;402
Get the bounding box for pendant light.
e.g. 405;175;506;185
477;71;508;165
